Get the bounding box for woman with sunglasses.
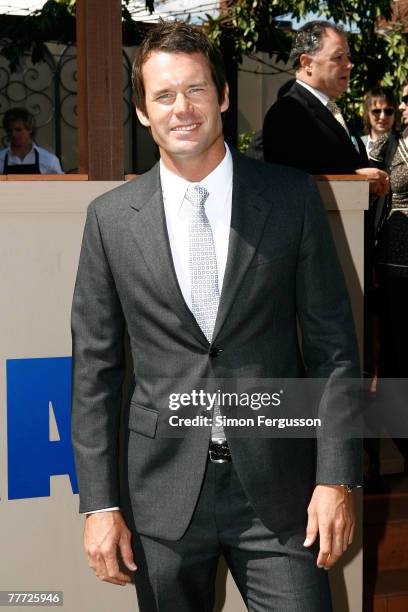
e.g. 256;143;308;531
368;83;408;470
362;87;397;155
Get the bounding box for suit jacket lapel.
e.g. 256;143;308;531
293;83;354;149
212;154;272;341
128;155;273;346
128;165;207;346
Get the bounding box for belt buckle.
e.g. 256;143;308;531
209;440;231;464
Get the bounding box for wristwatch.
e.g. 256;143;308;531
339;484;357;493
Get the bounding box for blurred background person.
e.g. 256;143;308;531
362;87;397;156
368;82;408;468
0;107;63;175
363;88;398;384
262;21;388;197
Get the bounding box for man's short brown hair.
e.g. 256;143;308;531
132;20;227;116
3;107;36;138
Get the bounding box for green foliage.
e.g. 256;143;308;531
0;0;153;71
237;130;256;153
54;0;76;14
203;1;293;64
0;1;76;71
2;0;408;130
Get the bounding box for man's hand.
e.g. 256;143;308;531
84;510;137;585
355;167;389;196
304;484;355;570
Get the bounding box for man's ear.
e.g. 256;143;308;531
299;53;313;74
135;106;151;128
220;84;229;113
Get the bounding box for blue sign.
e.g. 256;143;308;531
7;357;78;500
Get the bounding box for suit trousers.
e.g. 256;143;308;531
131;460;332;612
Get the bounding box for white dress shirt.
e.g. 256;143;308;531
160;144;232;306
296;79;330;107
362;134;375;156
0;143;63;174
85;144;233;514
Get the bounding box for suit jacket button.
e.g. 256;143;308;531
209;347;224;358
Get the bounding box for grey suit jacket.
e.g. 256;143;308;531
71;151;362;540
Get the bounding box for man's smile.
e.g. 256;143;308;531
171;123;201;132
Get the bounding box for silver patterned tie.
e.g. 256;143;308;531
186;184;219;342
186;184;224;440
326;100;350;136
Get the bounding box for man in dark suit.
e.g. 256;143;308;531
71;20;361;611
263;21;388;195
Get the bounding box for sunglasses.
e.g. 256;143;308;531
401;95;408;105
370;108;395;117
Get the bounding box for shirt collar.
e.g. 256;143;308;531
7;143;37;155
365;137;377;155
160;143;232;214
296;79;330;107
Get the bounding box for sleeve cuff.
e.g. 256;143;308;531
83;506;120;515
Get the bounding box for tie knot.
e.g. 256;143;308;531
185;184;209;209
327;100;340;115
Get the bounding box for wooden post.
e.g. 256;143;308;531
76;0;124;179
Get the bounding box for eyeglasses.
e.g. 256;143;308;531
370;108;395;117
401;95;408;105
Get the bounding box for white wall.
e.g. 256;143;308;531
0;177;367;611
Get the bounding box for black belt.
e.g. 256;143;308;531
209;440;231;463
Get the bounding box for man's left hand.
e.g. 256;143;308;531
304;484;355;569
355;167;389;196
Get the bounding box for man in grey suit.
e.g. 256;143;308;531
71;20;361;612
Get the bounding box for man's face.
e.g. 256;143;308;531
302;29;352;99
399;84;408;125
136;51;229;166
368;97;395;136
6;120;33;148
